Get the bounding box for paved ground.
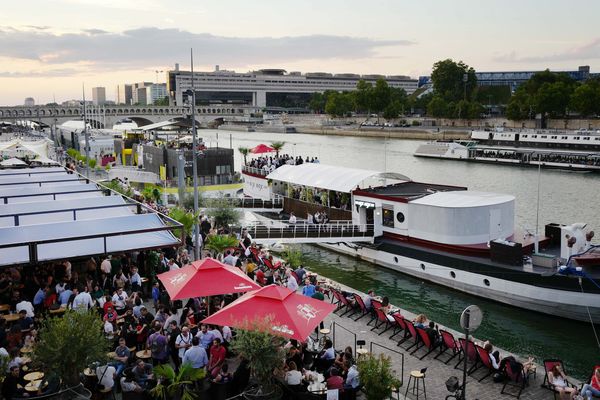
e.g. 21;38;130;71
317;290;555;400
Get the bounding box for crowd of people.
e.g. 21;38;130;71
245;154;320;174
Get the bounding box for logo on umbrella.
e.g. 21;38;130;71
233;283;254;290
297;304;318;323
272;324;295;336
169;272;188;286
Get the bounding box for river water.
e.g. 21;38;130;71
202;128;600;379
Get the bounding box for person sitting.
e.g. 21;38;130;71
327;367;344;391
581;366;600;400
288;212;297;224
285;361;303;386
96;363;117;393
2;366;27;399
413;314;428;329
213;363;233;384
425;321;442;347
315;339;336;373
343;360;360;392
132;359;154;389
112;337;131;376
483;342;501;370
334;347;354;370
547;364;579;400
294;266;307;283
362;290;374;311
120;369;144;394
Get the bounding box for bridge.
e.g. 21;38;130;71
0;104;262;128
244;220;374;244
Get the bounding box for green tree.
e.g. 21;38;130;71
204;234;239;256
325;91;354;117
32;310;108;387
355;79;373;114
150;363;206;400
371;78;392;118
153;97;170;106
206;195;241;228
534;81;574;118
270;141;285;157
169;206;197;237
142;183;163;203
308;92;326;113
570;80;600;116
281;245;304;268
357;353;402;400
238;147;250;165
430;59;477;102
426;96;448;118
505;90;532;120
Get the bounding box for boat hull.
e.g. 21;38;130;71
319;242;600;323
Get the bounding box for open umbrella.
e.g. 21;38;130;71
157;258;260;300
202;284;336;341
250;144;275;154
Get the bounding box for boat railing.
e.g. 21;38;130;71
209;195;283;209
241;165;269;176
244;220;374;240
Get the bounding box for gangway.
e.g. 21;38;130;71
208;196;283;213
244;220;374;244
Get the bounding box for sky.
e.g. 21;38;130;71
1;0;600;105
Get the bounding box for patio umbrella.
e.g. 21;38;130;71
157;258;260;300
202;284;337;341
250;144;275;154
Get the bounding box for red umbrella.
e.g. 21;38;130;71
202;284;336;341
157;258;260;300
250;144;275;154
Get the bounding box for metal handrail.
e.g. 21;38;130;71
245;221;374;240
369;341;405;387
241;165;270;176
332;321;357;356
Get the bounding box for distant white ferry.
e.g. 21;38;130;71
471;127;600;150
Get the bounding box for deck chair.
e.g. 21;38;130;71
542;359;578;400
370;306;392;334
352;293;370;321
501;360;527;398
398;318;419;352
389;313;406;340
454;338;478;370
582;365;600;399
473;344;498;382
334;290;356;317
368;299;382;326
435;330;462;365
413;327;440;360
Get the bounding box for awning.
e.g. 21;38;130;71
0;158;27;166
266;163;410;193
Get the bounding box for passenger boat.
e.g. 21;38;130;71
242;163;600;322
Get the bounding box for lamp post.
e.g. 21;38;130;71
185;48;200;261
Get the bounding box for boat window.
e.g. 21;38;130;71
562;136;568;139
484;279;490;286
397;212;405;223
450;271;456;279
584;137;590;140
382;207;394;228
541;135;547;139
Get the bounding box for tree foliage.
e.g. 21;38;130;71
169;206;197;237
270;141;285;157
204;234;239;256
143;183;163;203
281;245;304;268
104;179;133;197
150;363;206;400
357;353;402;400
325;91;355;117
32;310;108;387
570;79;600;116
238;147;249;165
308;92;327;113
206;195;241;229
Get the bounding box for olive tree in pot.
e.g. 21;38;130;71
231;317;287;400
357;353;401;400
31;310;109;398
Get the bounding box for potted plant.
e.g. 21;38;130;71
231;317;286;400
204;234;239;257
150;363;206;400
31;310;108;397
281;245;303;269
206;195;241;229
356;353;402;400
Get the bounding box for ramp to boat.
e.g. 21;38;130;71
245;221;374;244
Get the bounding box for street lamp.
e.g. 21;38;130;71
185;48;200;260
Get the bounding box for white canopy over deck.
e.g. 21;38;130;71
266;163;411;193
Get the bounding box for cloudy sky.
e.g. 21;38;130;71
1;0;600;105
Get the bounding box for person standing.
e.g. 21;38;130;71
182;337;208;370
147;322;169;366
175;326;193;369
167;321;181;371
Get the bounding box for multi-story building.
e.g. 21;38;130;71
132;82;152;105
145;84;168;105
167;66;418;108
24;97;35;107
92;87;106;105
116;84;133;105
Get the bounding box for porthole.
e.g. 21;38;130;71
450;271;456;279
484;279;490;287
420;263;425;270
394;256;398;263
397;212;405;223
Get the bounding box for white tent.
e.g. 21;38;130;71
0;158;27;167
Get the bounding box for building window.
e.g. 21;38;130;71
382;208;394;228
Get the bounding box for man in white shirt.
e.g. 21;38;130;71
288;212;297;224
15;299;35;318
96;364;116;391
221;326;232;343
167;259;180;271
100;256;112;275
175;327;193;361
72;286;94;311
130;267;142;292
111;288;129;313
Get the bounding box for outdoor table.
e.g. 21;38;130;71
136;350;152;360
24;371;44;381
20;347;33;355
2;313;20;323
21;356;31;364
0;304;10;312
24;379;47;392
83;368;96;377
49;307;66;315
107;351;117;359
306;372;326;394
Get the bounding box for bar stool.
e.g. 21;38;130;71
405;368;427;400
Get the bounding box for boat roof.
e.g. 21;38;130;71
355;181;466;201
266;163;410;193
410;191;515;208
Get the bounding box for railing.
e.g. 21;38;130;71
241;165;269;176
244;221;374;240
332;321;357;356
369;341;405;387
215;196;283;209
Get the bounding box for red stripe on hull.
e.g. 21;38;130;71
242;171;268;179
382;231;491;257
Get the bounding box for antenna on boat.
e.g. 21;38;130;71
534;153;542;254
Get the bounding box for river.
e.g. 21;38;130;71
203;128;600;379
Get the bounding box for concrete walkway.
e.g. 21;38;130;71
316;288;555;400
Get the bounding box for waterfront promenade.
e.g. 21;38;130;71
318;279;559;400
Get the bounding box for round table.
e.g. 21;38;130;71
0;304;10;312
49;307;66;315
24;371;44;381
2;313;20;323
24;379;47;393
107;351;117;358
83;368;96;377
20;347;33;354
20;356;31;364
136;350;152;359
